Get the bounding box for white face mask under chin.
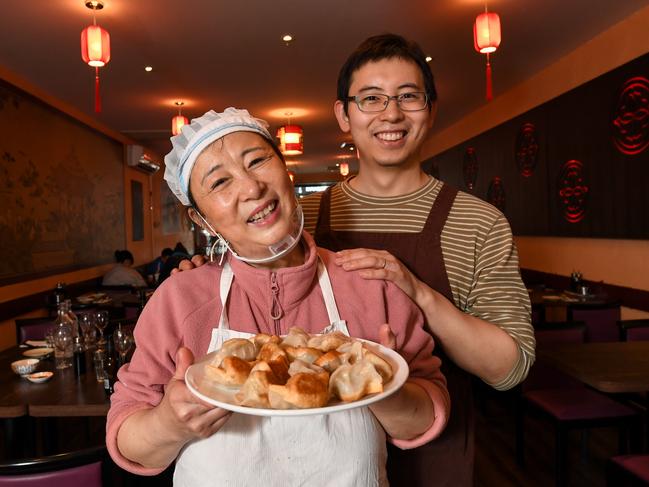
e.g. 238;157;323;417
197;204;304;265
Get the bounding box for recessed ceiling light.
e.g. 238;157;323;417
425;56;433;63
282;34;293;43
144;66;153;72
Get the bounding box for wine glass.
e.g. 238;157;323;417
78;312;96;350
95;311;109;347
113;326;134;365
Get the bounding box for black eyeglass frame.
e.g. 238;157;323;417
345;92;429;113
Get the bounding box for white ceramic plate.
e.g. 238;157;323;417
25;340;48;348
186;339;409;417
23;347;54;358
26;371;54;383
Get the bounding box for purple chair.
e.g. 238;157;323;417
516;321;640;487
607;454;649;486
618;319;649;342
0;446;105;487
567;301;621;342
14;318;56;343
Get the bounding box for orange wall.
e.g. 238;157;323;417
423;5;649;319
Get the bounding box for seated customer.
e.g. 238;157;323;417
145;247;173;286
106;108;449;486
103;250;147;288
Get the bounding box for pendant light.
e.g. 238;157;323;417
172;101;188;136
277;112;304;156
339;162;350;177
80;1;111;113
473;5;501;101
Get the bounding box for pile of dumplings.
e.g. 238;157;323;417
204;327;393;409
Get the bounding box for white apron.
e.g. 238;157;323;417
174;257;388;487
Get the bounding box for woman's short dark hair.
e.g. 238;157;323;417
114;250;134;263
337;33;437;115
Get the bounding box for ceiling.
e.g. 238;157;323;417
1;0;648;175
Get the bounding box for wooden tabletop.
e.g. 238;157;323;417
0;347;110;418
538;341;649;394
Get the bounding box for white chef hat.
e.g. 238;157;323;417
164;107;273;206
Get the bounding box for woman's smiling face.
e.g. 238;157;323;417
188;131;297;260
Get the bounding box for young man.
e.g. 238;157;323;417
300;34;535;487
176;34;534;486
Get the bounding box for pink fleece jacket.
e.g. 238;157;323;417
106;232;449;475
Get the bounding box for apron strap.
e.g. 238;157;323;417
316;253;341;324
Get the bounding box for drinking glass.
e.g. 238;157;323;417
53;326;73;369
113;326;134;365
79;312;97;350
95;311;110;347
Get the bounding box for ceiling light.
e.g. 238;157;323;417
81;0;110;113
282;34;293;43
340;163;350;177
425;56;433;63
144;66;153;72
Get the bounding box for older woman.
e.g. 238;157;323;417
106;108;449;486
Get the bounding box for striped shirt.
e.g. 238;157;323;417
301;177;535;391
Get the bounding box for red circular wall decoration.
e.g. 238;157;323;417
463;147;478;190
612;76;649;155
558;159;589;223
515;123;539;177
487;176;506;212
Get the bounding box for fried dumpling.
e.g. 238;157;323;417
329;360;384;402
313;350;344;373
211;338;257;367
250;333;281;351
307;331;351;352
268;372;330;409
280;327;311;348
257;342;288;363
363;350;393;382
205;356;253;387
284;346;323;364
235;361;283;408
336;341;365;365
288;359;328;380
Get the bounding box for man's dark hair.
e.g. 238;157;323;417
161;248;173;258
337;33;437;115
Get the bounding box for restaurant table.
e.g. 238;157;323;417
0;346;110;419
529;288;618;323
538;341;649;450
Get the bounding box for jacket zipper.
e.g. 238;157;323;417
270;272;283;335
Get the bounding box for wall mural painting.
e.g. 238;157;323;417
612;76;649;155
487;176;506;212
515;122;539;177
462;147;478;190
0;79;124;283
558;159;589;224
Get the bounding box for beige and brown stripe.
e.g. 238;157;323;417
301;177;535;391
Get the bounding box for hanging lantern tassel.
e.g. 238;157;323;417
94;67;101;113
485;53;493;102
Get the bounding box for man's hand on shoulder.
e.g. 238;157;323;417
170;255;208;275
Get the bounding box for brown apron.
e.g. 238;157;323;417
314;182;474;487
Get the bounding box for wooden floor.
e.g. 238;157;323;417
474;383;633;487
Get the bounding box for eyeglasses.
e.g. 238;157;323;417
346;92;428;113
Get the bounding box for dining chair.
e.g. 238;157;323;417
14;317;56;343
567;301;622;342
618;319;649;342
516;321;640;487
607;454;649;486
0;445;106;487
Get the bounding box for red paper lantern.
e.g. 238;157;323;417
172;115;188;136
81;24;111;113
277;125;304;156
473;13;501;53
339;162;349;177
473;11;501;102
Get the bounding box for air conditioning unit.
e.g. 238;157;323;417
127;145;161;174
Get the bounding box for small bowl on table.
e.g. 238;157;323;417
26;371;54;383
11;358;39;376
